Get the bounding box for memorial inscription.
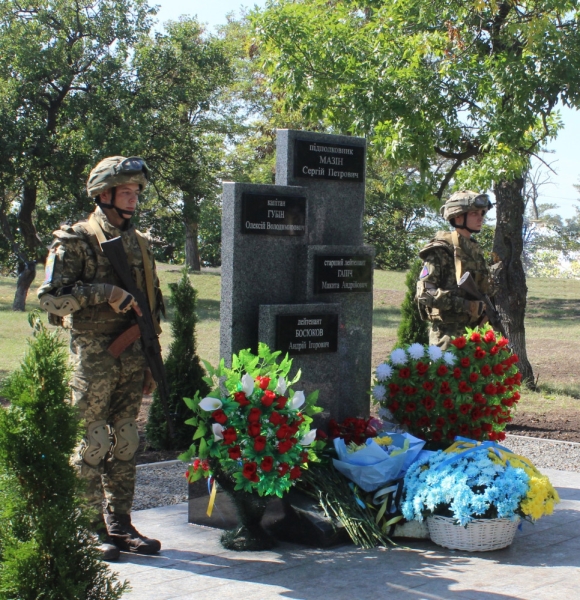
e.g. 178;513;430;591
293;140;365;183
241;193;306;236
276;314;338;355
314;254;373;294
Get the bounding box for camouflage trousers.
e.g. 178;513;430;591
428;322;471;349
70;331;146;516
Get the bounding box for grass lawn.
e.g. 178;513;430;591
1;266;579;415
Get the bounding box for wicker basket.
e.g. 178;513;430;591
427;515;519;552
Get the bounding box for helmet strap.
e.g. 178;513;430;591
451;214;481;234
96;187;134;221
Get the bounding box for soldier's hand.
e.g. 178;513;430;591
143;368;157;395
466;300;485;321
105;284;142;316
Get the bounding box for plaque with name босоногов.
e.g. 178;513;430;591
275;314;338;356
241;193;306;236
293;139;365;183
314;254;372;294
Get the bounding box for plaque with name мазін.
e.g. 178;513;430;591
275;314;338;355
294;140;365;183
314;255;372;294
241;193;306;236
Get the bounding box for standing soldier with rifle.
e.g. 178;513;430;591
38;156;166;561
416;190;499;348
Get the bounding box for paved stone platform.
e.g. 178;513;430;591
111;468;580;599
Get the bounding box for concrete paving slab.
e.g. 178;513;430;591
110;467;580;599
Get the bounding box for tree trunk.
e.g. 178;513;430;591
13;261;37;311
184;217;201;272
492;177;535;386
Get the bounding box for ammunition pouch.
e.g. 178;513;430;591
112;417;139;461
39;293;81;317
81;420;110;467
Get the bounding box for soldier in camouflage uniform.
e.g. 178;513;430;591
416;191;493;348
38;156;164;561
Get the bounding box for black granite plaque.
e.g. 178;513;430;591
314;254;372;294
293;139;365;183
241;193;306;236
276;314;338;355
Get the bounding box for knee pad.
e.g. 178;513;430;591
112;417;139;461
81;420;110;467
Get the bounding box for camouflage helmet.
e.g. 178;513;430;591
440;190;492;222
86;156;149;198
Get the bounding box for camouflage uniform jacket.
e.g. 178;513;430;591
38;206;163;333
416;230;491;327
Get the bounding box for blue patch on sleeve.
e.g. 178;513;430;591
419;265;429;279
44;251;56;283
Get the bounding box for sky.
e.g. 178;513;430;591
153;0;580;220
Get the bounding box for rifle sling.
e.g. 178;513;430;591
451;230;464;285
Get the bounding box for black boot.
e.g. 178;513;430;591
105;510;161;555
91;516;121;562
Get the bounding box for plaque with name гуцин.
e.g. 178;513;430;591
293;139;365;183
314;255;372;294
275;314;338;355
241;193;306;236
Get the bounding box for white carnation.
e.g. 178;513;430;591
407;343;425;360
372;384;387;402
390;348;408;365
427;345;443;361
376;363;393;382
443;351;456;366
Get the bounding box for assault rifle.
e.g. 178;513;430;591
458;271;508;341
101;236;175;439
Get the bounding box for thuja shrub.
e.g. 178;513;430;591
147;269;209;450
396;259;429;348
0;314;126;600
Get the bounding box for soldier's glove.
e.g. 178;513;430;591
104;284;142;316
465;300;485;321
143;368;157;395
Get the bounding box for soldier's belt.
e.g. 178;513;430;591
71;320;136;334
108;324;141;358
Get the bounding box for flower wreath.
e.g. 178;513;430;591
372;325;521;444
181;343;324;497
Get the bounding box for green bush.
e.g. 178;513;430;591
0;314;126;599
147;269;209;450
395;260;429;348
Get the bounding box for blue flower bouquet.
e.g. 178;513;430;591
332;432;428;492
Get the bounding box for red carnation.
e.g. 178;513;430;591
497;432;506;441
459;403;472;415
451;336;467;349
416;362;429;375
513;391;521;401
439;381;451;395
435;417;446;429
489;431;498;441
474;347;487;359
212;409;228;425
276;424;292;440
223;427;237;445
404;402;417;413
228;445;241;460
469;372;479;383
248;407;262;423
300;451;309;464
458;381;472;393
437;365;448;376
471;332;481;343
484;330;496;343
482;423;493;432
448;413;458;424
269;411;282;425
234;392;250;406
256;376;271;390
471;427;482;439
484;406;492;416
453;368;462;379
493;364;504;376
443;397;454;410
497;337;509;347
388;401;400;413
389;383;400;395
490;345;500;355
278;440;293;454
417;416;430;428
423;381;434;391
278;462;289;477
481;365;492;377
484;383;497;396
399;367;411;379
459;424;470;436
248;423;261;437
242;461;258;481
402;385;417;396
261;390;276;407
446;430;457;441
276;396;288;409
473;393;486;404
432;430;443;442
254;435;267;451
290;466;302;480
422;396;435;411
496;384;507;394
471;407;483;420
501;398;513;407
261;456;274;472
460;357;471;368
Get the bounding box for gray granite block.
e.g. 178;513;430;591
276;129;367;246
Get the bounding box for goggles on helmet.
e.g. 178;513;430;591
111;157;149;180
473;194;491;209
